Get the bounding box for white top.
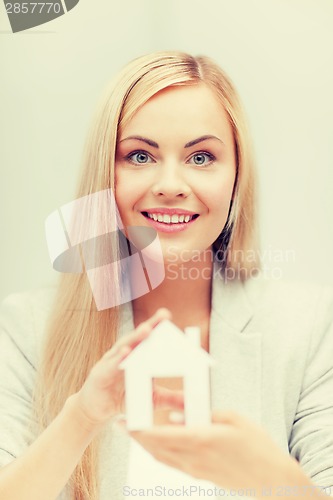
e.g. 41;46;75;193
1;264;333;499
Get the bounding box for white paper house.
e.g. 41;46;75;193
120;319;215;430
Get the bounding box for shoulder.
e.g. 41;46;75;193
242;274;333;352
213;264;333;333
244;273;333;311
214;262;333;322
243;273;333;320
0;286;57;367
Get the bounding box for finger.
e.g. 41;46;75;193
104;308;172;358
135;441;185;471
94;346;129;385
130;425;196;444
130;428;195;460
152;387;184;411
131;307;172;344
211;409;248;427
168;411;185;425
146;307;172;327
103;345;131;365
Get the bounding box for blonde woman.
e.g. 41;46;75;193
0;51;332;500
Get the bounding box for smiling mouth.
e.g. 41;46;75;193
141;212;200;224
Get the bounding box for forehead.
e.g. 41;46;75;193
119;84;233;143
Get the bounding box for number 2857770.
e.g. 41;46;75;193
5;3;62;14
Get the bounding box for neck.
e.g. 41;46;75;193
131;250;214;329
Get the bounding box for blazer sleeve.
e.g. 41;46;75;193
289;285;333;494
0;292;40;468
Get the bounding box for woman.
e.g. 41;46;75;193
0;51;332;500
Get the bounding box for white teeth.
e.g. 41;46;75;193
145;212;196;224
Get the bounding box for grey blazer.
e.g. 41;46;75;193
0;265;332;498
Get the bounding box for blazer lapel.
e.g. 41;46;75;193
209;262;263;426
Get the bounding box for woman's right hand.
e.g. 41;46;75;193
70;308;183;429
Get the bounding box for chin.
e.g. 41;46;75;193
162;245;208;265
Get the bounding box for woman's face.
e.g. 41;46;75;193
115;83;237;264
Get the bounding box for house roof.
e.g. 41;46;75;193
120;319;215;372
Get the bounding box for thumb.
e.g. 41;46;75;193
211;409;243;425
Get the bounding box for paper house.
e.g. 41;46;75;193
120;319;215;430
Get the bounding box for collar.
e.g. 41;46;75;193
211;258;254;332
119;258;255;335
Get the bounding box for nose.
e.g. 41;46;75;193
151;162;191;199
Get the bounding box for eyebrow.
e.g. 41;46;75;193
119;135;224;148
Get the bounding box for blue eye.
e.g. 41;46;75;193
189;152;215;166
126;151;154;165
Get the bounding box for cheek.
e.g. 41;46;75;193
115;172;140;213
116;169;149;199
200;174;235;216
115;190;132;224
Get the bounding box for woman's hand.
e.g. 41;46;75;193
127;410;313;497
71;308;183;428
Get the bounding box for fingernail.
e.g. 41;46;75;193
169;411;185;423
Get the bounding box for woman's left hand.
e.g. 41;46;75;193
125;410;312;497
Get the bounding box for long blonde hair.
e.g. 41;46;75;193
34;50;260;499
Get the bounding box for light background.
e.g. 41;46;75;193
1;0;332;302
